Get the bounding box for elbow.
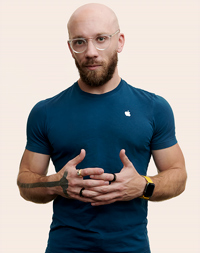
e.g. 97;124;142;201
17;179;24;198
17;187;51;204
178;169;187;196
19;191;29;201
17;179;55;204
17;181;29;201
183;171;187;192
17;178;33;202
17;175;33;202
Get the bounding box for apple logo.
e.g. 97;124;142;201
125;110;131;117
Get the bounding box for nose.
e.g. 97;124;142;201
84;39;99;58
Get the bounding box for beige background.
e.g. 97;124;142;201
0;0;199;252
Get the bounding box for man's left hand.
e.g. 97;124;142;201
83;149;146;206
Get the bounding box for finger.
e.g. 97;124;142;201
71;194;99;203
69;189;102;202
91;193;121;206
83;179;109;188
78;189;102;198
91;199;116;206
69;149;86;166
90;173;115;181
79;167;104;177
88;185;116;194
119;149;133;167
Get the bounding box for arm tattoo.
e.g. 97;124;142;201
18;171;69;197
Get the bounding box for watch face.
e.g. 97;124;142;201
145;183;155;198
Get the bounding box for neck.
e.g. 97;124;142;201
78;69;121;94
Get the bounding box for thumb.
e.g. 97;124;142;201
69;149;86;167
119;149;133;168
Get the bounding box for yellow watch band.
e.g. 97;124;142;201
140;176;154;200
143;176;153;184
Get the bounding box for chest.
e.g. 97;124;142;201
46;98;154;172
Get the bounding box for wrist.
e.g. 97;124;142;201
140;176;155;200
137;176;147;197
43;174;60;197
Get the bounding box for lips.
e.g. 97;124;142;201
86;65;101;70
82;61;103;70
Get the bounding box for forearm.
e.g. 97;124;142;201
149;167;187;201
17;171;62;204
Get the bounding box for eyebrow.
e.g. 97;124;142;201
71;32;110;40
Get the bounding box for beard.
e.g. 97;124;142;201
75;51;118;87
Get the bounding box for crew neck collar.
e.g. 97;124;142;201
75;79;124;98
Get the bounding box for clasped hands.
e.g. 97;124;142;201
57;149;146;206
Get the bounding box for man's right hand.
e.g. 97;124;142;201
17;149;108;204
54;149;109;201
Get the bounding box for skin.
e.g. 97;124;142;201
18;149;110;203
17;3;187;205
67;3;124;94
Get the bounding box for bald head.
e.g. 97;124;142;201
67;3;119;38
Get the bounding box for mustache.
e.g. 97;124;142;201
82;60;104;67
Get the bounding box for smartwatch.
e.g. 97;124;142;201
141;176;155;200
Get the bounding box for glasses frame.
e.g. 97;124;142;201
68;29;120;54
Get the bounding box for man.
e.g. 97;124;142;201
17;3;187;253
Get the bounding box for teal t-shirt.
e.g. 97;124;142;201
26;79;177;253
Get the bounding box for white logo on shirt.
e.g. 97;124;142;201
125;110;131;117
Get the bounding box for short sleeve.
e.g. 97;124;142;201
150;95;177;150
26;100;51;155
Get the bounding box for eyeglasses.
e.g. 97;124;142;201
68;29;120;54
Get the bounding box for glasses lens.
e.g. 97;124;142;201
71;39;86;53
94;35;110;50
70;34;112;53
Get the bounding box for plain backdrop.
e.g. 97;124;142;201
0;0;199;252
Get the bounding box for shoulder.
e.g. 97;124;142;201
122;80;160;112
122;80;172;109
152;95;174;119
30;83;76;112
122;79;155;101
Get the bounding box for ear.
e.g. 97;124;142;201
117;33;125;53
67;41;75;59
